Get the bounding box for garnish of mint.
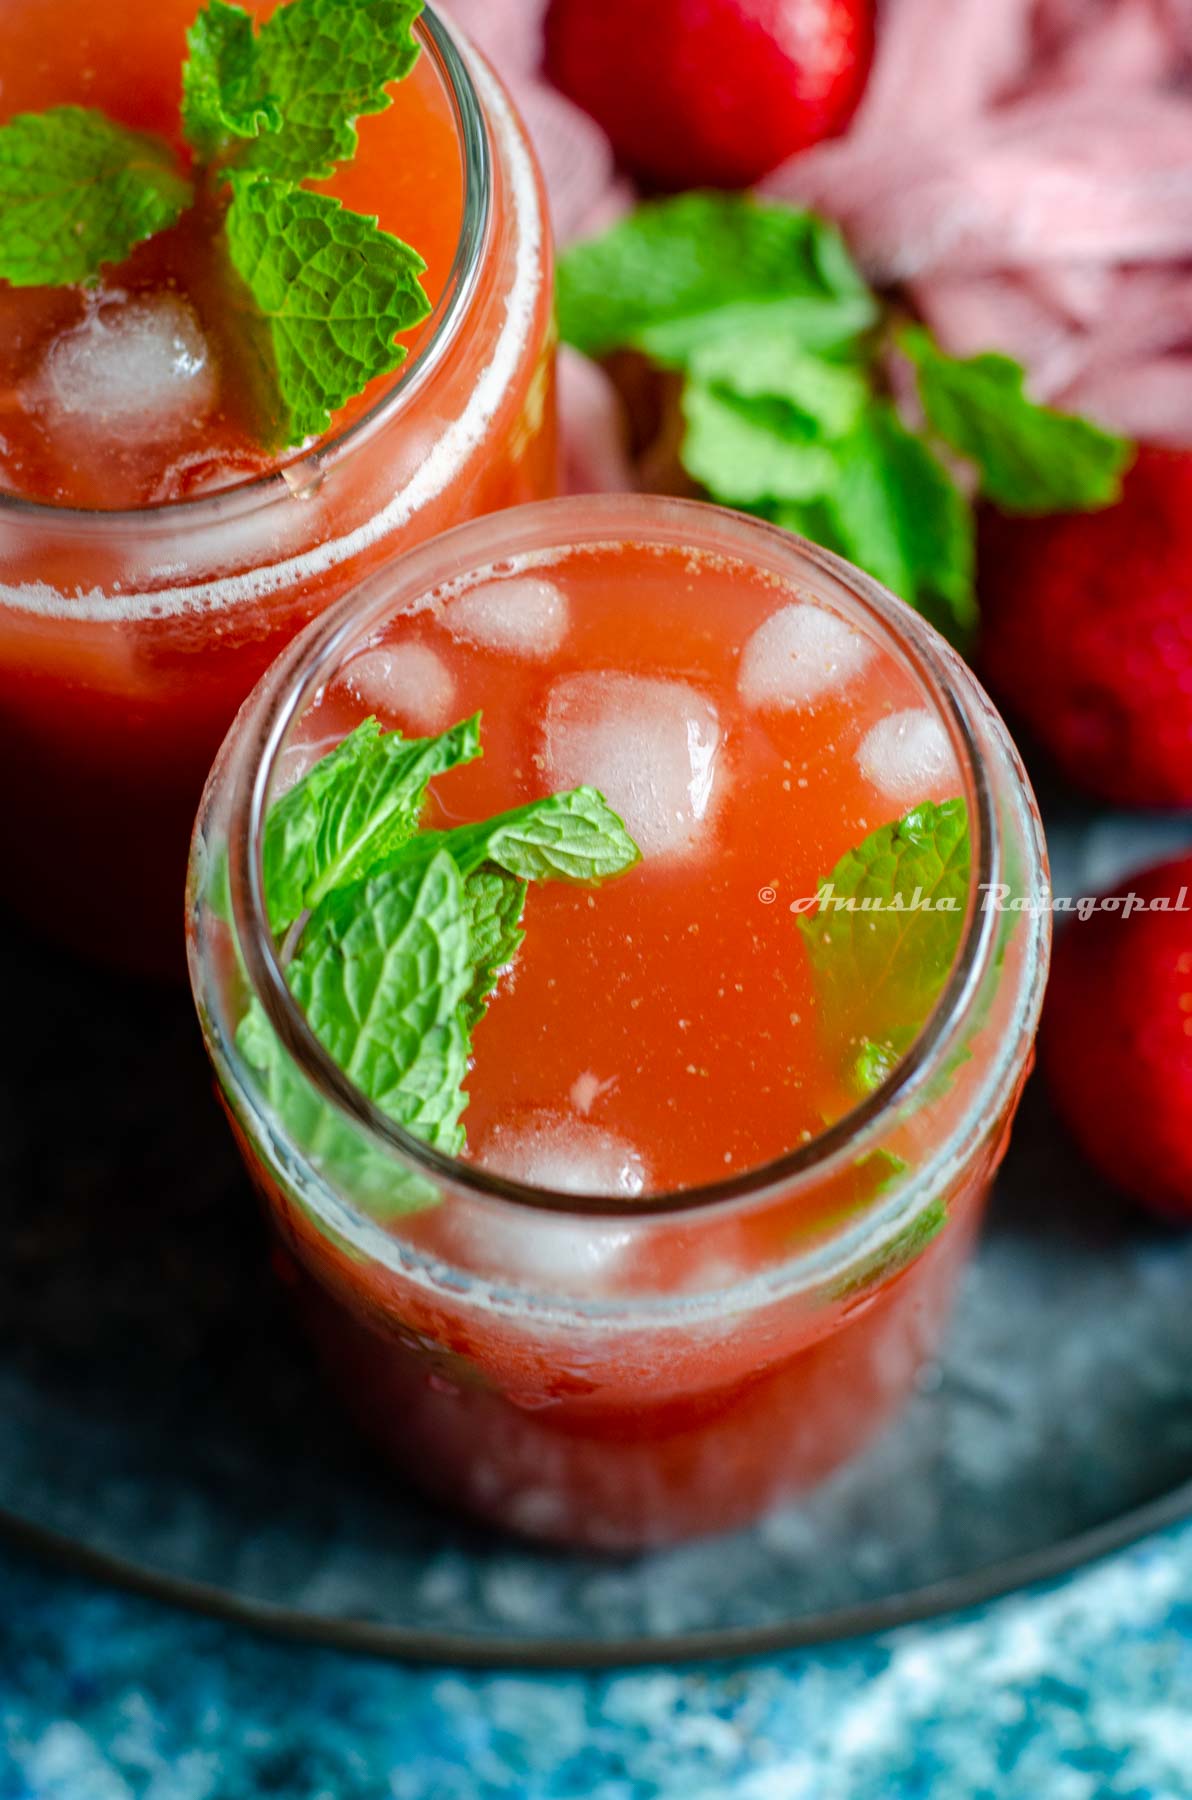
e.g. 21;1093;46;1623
797;797;971;1287
235;713;641;1214
0;0;431;450
0;110;194;287
829;1194;947;1302
798;797;971;1088
558;193;1133;642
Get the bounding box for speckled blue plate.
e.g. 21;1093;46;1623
2;800;1191;1668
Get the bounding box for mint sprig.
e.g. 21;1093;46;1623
236;714;641;1211
410;788;643;885
830;1195;947;1301
0;0;430;451
462;869;526;1034
0;108;192;287
798;797;971;1066
558;193;877;366
797;800;971;1289
559;193;1133;641
225;176;430;445
900;326;1132;515
181;2;284;162
284;849;476;1155
773;402;977;639
219;0;424;183
262;713;481;934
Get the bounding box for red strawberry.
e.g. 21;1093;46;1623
1042;851;1192;1224
542;0;874;191
979;448;1192;808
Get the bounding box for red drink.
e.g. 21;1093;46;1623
0;0;555;973
190;497;1050;1549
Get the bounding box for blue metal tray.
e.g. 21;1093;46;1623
1;799;1190;1667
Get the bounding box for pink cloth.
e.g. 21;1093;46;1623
446;0;1192;459
438;0;629;244
764;0;1192;442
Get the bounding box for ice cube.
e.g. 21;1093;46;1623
739;602;872;710
37;292;217;435
542;672;723;860
479;1114;648;1197
339;643;456;734
442;577;569;658
856;708;958;801
448;1114;646;1289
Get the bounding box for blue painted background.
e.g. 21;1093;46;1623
3;1523;1191;1798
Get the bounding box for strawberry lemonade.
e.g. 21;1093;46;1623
0;0;555;973
188;496;1049;1549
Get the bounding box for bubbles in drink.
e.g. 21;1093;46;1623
856;708;957;800
478;1113;648;1197
738;602;872;710
442;577;570;658
542;672;724;859
35;292;216;437
339;644;457;734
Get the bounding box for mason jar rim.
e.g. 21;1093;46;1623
212;493;1045;1230
0;5;490;533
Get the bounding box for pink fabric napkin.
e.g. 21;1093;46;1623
765;0;1192;443
443;0;1192;469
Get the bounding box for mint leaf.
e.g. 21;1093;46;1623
901;326;1132;514
688;330;868;440
262;714;481;934
862;1147;909;1188
830;1196;947;1301
775;404;977;641
682;382;839;508
235;996;439;1215
0;108;191;287
850;1036;907;1097
558;193;878;368
246;715;643;1188
233;0;424;182
225;174;431;445
462;867;526;1033
680;324;866;510
799;798;971;1056
293;849;474;1154
182;1;283;161
413;787;642;885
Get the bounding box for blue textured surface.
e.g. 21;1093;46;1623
2;1524;1191;1798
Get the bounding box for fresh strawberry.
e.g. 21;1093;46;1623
1042;851;1192;1224
542;0;874;191
979;448;1192;808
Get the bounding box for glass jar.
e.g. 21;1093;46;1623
0;5;556;975
188;495;1050;1551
